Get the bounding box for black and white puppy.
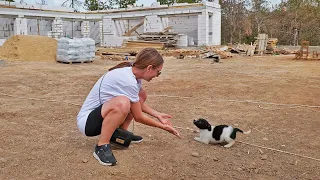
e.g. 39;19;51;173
193;118;251;148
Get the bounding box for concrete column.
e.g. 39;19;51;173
14;16;27;35
99;21;103;46
211;9;221;45
115;20;126;36
81;21;90;38
103;18;116;36
197;9;209;46
0;18;14;39
209;15;213;46
50;17;63;38
161;17;169;30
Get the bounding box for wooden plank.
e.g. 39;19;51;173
101;52;131;56
126;40;166;44
140;34;176;38
124;41;165;49
161;26;172;33
123;20;144;36
143;32;178;35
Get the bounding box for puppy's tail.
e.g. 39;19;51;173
230;128;251;139
242;129;251;135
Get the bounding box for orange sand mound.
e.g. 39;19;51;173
0;35;57;62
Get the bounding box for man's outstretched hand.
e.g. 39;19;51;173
163;125;181;138
157;113;173;126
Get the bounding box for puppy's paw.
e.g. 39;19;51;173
194;137;209;144
224;141;235;148
194;137;201;142
224;144;232;148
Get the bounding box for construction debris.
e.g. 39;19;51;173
96;46;233;61
266;38;278;54
295;41;320;60
255;33;268;56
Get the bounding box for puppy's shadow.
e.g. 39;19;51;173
219;142;228;146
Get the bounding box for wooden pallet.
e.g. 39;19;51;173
140;34;176;38
56;60;93;64
141;37;176;42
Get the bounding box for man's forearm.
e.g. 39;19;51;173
141;103;159;118
135;114;164;129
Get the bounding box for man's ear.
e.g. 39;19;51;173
146;65;153;71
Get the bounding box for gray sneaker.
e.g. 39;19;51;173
93;144;117;166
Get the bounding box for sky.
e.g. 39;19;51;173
23;0;282;8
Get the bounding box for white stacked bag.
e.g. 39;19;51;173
56;37;95;63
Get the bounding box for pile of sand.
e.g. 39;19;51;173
0;35;57;62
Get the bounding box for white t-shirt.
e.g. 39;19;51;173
77;67;142;135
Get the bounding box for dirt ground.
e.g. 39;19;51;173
0;54;319;180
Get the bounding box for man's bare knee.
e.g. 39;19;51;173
114;98;130;114
101;96;130;117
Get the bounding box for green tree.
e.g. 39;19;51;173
61;0;82;10
249;0;270;34
271;0;320;45
84;0;135;10
220;0;250;44
84;0;108;10
116;0;136;8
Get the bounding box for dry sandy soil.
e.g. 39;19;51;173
0;54;319;180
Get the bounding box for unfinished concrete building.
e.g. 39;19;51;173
0;0;221;47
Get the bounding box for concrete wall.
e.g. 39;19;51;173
169;16;198;45
101;17;144;46
89;21;101;44
102;18;122;46
144;15;165;33
128;19;145;35
211;9;221;45
63;21;82;38
198;10;209;46
26;19;52;36
0;18;14;39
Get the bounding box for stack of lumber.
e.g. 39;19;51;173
124;40;166;50
139;32;177;42
96;48;137;61
124;32;179;49
139;32;178;47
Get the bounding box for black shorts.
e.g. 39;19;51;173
85;105;104;137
